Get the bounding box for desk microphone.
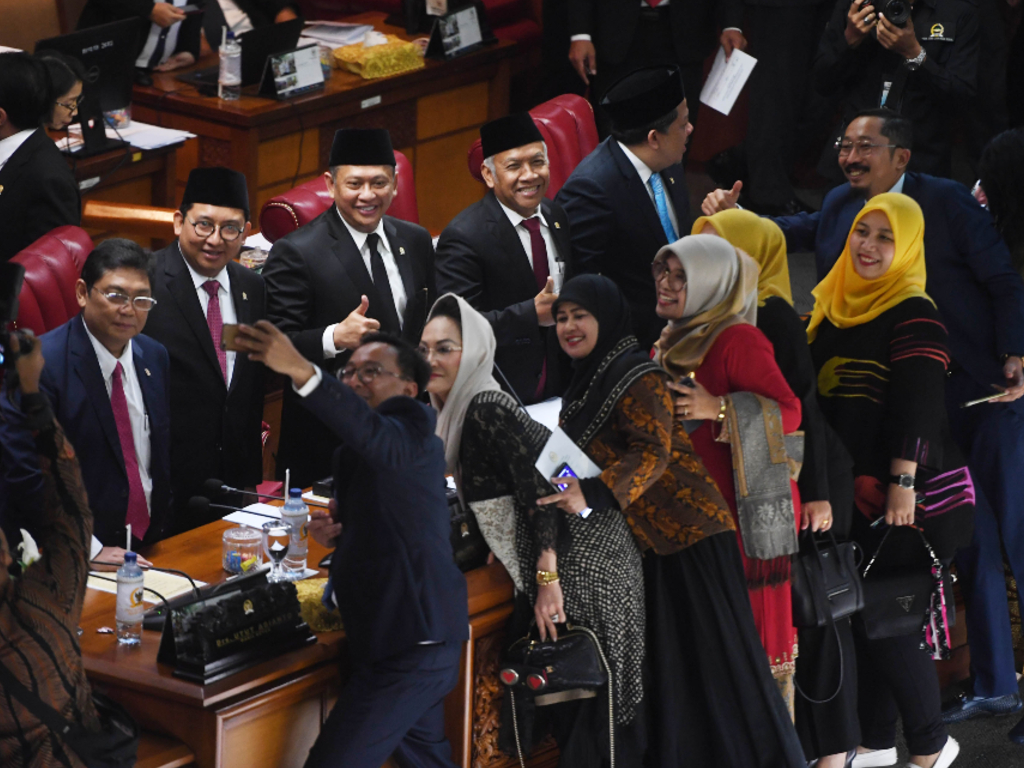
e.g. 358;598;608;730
202;478;329;507
187;496;280;520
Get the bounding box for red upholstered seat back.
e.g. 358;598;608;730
466;94;599;198
11;226;93;335
258;150;418;243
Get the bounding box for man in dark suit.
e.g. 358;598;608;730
143;168;266;530
556;65;693;350
263;128;436;487
0;240;173;552
0;52;80;263
436;113;572;405
235;322;467;768
707;107;1024;730
566;0;744;132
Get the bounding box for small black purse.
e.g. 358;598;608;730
447;487;489;572
791;530;864;628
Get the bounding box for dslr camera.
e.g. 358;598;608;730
0;263;34;378
873;0;912;27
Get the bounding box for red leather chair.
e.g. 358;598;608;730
11;226;93;335
466;94;599;198
258;150;418;243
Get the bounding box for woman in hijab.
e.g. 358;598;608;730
420;293;647;767
653;235;803;715
539;274;806;768
807;194;973;768
694;211;859;767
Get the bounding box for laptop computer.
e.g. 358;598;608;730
176;17;304;89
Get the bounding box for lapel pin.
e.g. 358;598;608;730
242;291;248;301
669;177;675;185
399;246;406;255
0;185;4;195
554;221;561;229
144;368;152;377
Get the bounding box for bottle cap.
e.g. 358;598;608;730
289;488;302;498
124;551;137;564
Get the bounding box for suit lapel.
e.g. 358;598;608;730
133;342;160;449
661;165;690;235
483;193;537;296
541;199;571;264
165;247;225;386
325;209;393;324
608;141;669;246
69;316;126;476
384;217;428;336
226;262;253;394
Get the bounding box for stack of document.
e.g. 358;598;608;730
87;569;207;603
223;502;282;528
55;121;196;153
301;22;374;48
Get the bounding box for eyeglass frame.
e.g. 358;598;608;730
54;94;85;111
90;287;158;312
651;261;688;291
416;343;463;360
833;138;900;157
338;364;409;385
187;216;245;242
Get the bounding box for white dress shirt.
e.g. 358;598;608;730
0;128;36;173
618;141;680;237
322;209;408;358
135;0;187;68
83;326;153;515
495;200;565;292
888;174;906;196
181;248;238;384
218;0;255;33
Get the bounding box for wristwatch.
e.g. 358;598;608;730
889;473;916;490
905;49;927;70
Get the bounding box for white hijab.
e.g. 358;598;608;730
428;293;503;474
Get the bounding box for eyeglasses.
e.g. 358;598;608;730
93;289;158;312
834;139;898;157
417;343;462;360
187;217;244;242
652;261;687;291
55;95;84;111
339;364;407;385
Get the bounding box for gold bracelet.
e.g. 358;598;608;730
536;569;560;587
716;397;727;423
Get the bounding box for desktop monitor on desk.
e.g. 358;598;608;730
36;19;140;158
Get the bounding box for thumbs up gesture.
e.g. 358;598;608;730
333;295;382;350
701;180;742;216
535;276;557;327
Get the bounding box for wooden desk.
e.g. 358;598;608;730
81;519;556;768
131;13;515;234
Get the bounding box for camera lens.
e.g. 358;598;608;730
881;0;912;26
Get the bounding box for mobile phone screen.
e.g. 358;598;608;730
552;463;592;518
220;324;243;351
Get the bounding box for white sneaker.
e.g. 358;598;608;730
851;748;898;768
907;736;959;768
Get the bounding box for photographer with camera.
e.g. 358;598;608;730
812;0;979;178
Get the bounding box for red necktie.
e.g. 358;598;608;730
203;280;228;381
521;217;550;399
645;0;664;7
111;362;149;540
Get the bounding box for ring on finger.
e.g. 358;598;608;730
550;613;560;621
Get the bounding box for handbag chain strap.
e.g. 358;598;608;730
862;526;941;579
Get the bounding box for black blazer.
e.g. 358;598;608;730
142;245;267;529
436;193;572;405
77;0;204;60
555;137;691;350
567;0;742;65
0;130;80;263
305;374;468;663
263;207;436;486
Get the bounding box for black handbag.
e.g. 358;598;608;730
447;487;489;572
860;527;956;656
791;530;864;628
0;663;139;768
500;622;614;768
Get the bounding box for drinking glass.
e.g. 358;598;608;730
262;521;292;584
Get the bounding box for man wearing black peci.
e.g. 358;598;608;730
143;167;267;531
263;128;436;487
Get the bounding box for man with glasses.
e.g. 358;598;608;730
0;239;173;551
143;168;267;530
706;108;1024;742
233;322;467;768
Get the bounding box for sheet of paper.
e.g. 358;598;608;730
524;397;562;432
301;22;373;47
55;121;196;152
534;427;601;483
699;47;757;117
223;503;282;528
87;570;207;603
244;502;282;517
301;491;331;507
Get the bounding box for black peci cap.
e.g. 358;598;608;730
329;128;396;167
181;167;250;221
600;64;686;131
480;112;544;159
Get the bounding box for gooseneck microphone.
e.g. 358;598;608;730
202;478;329;507
187;496;281;520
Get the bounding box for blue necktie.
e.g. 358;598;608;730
649;173;678;243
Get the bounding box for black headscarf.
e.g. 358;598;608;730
554;275;665;445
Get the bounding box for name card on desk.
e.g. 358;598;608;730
425;2;497;60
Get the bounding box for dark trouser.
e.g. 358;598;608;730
304;642;462;768
964;0;1009;171
947;369;1024;698
591;7;704;138
853;620;947;755
537;0;588;104
795;617;860;759
744;2;834;206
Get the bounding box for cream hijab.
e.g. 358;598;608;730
427;293;503;474
654;234;760;377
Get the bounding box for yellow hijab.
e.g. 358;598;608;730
806;192;933;342
692;209;793;306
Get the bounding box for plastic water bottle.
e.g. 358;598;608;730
218;31;242;101
115;552;145;645
281;488;309;579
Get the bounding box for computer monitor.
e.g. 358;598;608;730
35;19;140;158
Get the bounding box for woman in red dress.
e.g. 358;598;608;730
653;234;802;715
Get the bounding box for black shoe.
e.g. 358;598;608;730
1010;714;1024;745
942;691;1023;724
